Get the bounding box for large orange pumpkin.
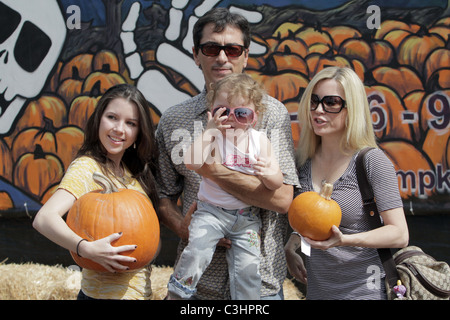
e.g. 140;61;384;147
288;182;342;241
66;173;160;272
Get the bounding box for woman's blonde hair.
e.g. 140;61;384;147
297;67;377;165
206;73;266;115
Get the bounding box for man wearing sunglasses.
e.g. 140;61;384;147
156;7;299;300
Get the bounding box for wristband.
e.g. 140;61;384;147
76;239;88;257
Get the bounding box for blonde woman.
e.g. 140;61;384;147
285;67;409;299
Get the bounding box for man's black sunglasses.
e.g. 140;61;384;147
198;43;246;57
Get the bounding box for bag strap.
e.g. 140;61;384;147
355;147;399;289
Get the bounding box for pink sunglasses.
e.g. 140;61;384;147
212;106;257;125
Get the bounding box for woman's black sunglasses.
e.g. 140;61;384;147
310;94;346;113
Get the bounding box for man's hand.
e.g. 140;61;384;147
180;201;196;240
181;201;231;249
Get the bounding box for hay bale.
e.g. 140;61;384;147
0;262;80;300
150;265;172;300
0;262;304;300
283;277;305;300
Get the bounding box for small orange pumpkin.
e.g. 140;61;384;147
66;173;160;272
288;182;342;241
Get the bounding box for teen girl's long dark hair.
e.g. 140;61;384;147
76;84;159;207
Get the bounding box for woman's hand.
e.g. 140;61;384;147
77;232;138;273
304;225;343;250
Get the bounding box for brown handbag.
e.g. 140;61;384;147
355;147;450;300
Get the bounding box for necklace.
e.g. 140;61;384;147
111;162;130;187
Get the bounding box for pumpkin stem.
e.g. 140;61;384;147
101;64;111;73
286;29;296;40
90;80;102;97
93;172;118;193
72;66;82;81
426;71;444;91
364;70;378;86
42;117;56;133
319;182;333;200
33;144;46;160
262;55;278;74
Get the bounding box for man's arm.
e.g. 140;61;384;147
157;197;194;241
196;163;293;213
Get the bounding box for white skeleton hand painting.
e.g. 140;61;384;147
0;0;66;135
121;0;266;115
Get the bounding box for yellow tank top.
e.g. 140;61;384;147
58;156;153;300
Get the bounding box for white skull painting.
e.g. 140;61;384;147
0;0;66;134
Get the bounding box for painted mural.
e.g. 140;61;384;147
0;0;449;217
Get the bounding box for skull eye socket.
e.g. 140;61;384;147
0;3;52;73
14;21;52;73
0;2;21;44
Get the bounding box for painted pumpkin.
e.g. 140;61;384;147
379;141;435;198
13;145;64;199
0;191;13;211
288;182;342;241
66;173;160;272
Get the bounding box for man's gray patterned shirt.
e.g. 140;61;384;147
156;88;299;299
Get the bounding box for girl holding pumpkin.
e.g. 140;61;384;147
284;67;409;299
33;84;159;300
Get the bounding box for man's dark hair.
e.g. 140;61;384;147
193;7;251;53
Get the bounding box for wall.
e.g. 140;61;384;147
0;0;449;217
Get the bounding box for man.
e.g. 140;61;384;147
156;7;298;299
